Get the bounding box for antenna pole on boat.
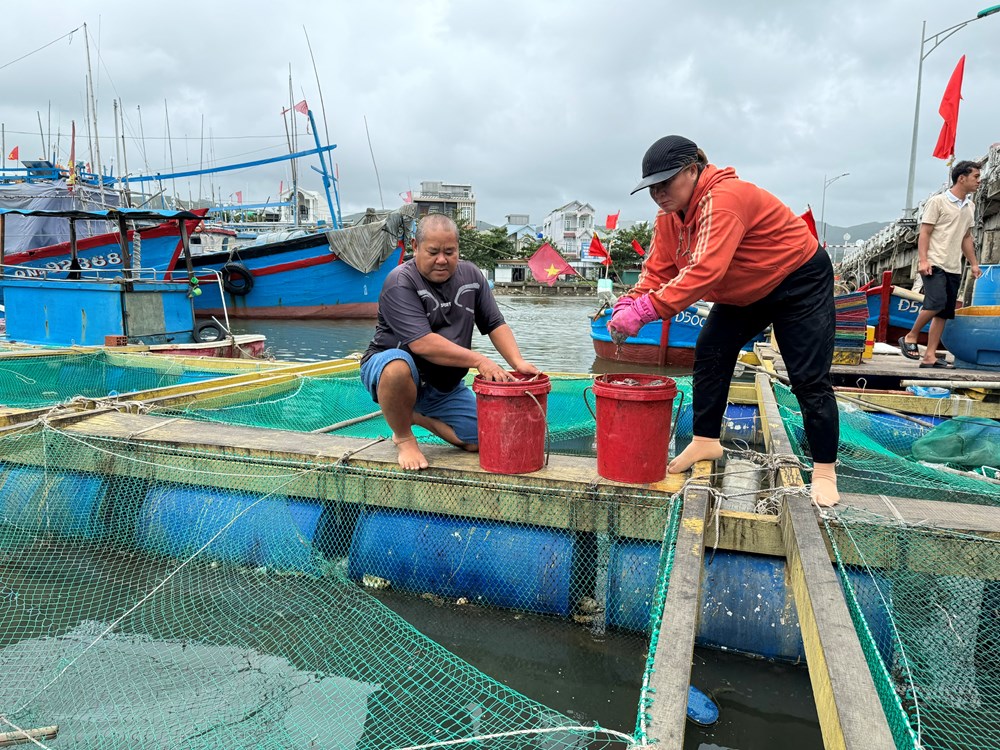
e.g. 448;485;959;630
363;115;384;211
47;101;52;162
37;111;46;161
307;109;340;229
119;102;132;207
112;100;121;187
83;23;103;184
303;26;333;178
198;114;205;208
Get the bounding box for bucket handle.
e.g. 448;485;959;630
583;385;596;420
667;389;685;448
524;390;550;467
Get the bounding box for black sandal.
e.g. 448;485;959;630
898;337;920;360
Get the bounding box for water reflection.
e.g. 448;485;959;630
231;296;691;377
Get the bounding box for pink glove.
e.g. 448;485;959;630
612;295;636;316
608;294;659;338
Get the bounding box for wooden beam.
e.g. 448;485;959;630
0;725;58;747
644;482;710;749
756;373;894;750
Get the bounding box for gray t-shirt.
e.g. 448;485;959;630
362;259;506;391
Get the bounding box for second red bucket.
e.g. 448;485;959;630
473;373;551;474
589;374;678;483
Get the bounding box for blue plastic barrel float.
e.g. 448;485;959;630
348;510;576;616
607;540;893;664
675;404;761;444
0;465;107;539
972;265;1000;306
135;484;324;572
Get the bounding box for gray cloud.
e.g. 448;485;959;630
3;0;997;229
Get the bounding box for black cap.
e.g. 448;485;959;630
630;135;699;195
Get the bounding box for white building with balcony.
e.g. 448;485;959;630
541;201;595;259
413;181;476;224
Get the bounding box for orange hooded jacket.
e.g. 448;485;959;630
628;165;817;319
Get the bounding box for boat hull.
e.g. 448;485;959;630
4;220;400;320
591;306;762;366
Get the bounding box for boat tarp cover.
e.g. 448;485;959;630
911;415;1000;468
325;204;416;274
0;180;120;254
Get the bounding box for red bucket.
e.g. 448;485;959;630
587;374;678;484
472;373;551;474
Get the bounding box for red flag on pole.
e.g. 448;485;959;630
294;100;309;115
235;191;243;204
631;239;646;257
933;55;965;161
798;206;818;239
399;190;413;204
6;146;18;161
527;243;578;286
587;233;612;266
605;211;620;230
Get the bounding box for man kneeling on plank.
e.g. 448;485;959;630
361;214;539;470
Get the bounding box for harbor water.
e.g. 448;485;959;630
232;295;823;750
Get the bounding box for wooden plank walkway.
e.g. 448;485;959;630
757;342;1000;386
645;477;710;749
756;373;894;750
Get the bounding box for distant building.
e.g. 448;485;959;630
541;201;595;259
506;213;530;226
274;188;333;226
413;181;476;224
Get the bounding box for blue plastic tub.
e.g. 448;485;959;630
348;510;576;616
972;265;1000;306
0;465;107;538
135;485;323;571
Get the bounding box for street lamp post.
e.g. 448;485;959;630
903;5;1000;217
820;172;849;249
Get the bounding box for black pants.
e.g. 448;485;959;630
692;248;838;463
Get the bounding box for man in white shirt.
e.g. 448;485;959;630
899;160;982;368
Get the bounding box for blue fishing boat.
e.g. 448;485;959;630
0;208;265;357
3;211;408;320
591;305;764;366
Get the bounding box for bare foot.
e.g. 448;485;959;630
811;462;840;507
668;437;723;474
393;435;429;470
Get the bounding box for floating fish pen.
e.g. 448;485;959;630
1;360;999;748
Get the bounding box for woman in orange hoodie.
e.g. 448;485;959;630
609;135;838;507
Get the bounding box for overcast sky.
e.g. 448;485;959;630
3;1;998;232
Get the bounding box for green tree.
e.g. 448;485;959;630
516;234;560;260
456;219;514;270
607;222;652;267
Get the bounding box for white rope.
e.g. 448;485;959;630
393;724;635;750
10;463;322;714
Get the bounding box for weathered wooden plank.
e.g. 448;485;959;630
756;373;894;750
841;492;1000;537
0;725;58;747
644;483;709;749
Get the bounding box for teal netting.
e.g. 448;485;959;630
0;424;683;748
826;510;1000;750
773;382;1000;506
0;352;271;409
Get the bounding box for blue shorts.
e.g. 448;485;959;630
360;348;478;445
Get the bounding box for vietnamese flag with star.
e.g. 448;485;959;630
527;243;578;286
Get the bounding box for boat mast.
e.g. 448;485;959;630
83;23;103;183
288;65;299;227
120;101;132;206
164;100;177;208
198;114;205;208
112;99;121;182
